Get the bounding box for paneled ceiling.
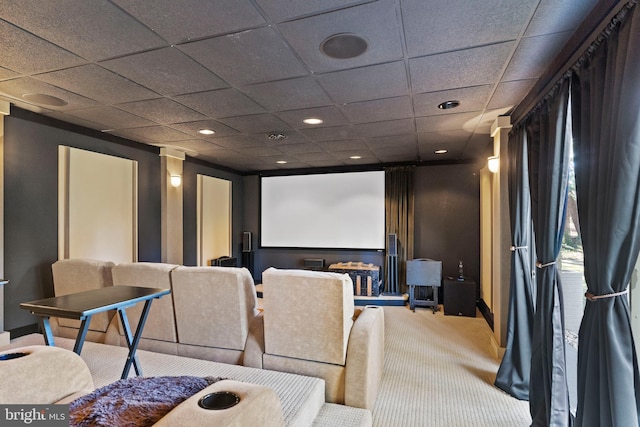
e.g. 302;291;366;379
0;0;598;172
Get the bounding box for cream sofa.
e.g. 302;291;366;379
0;345;285;426
104;263;263;366
248;267;385;410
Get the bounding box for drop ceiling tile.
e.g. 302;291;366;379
242;77;333;111
281;143;327;155
416;112;481;134
0;67;19;81
278;0;403;73
341;96;413;124
417;130;472;147
233;145;284;157
113;126;192;144
178;27;307;87
352;118;415;139
370;144;417;157
293;151;334;162
402;0;536;57
174;89;265;118
35;64;157;104
365;134;417;148
306;159;345;168
487;79;537;110
169;120;240;139
207;135;265;150
112;0;266;44
525;0;599;37
413;86;492;117
317;61;409;103
0;1;166;61
66;106;156;129
100;48;228;97
503;32;572;81
218;113;291;135
275;106;349;129
317;139;368;151
0;20;86;75
0;77;99;110
333;150;378;163
160;139;226;154
301;125;358;142
254;0;365;22
249;131;311;145
116;98;206;124
409;42;515;94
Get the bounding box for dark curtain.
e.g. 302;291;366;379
527;77;573;426
385;166;415;294
571;3;640;425
495;124;536;400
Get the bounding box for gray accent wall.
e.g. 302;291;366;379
182;160;245;267
4;113;161;330
3;110;244;331
243;164;481;289
414;163;481;292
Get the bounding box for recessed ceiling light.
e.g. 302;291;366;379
303;118;323;125
350;155;362;159
437;100;460;110
434;149;448;154
276;160;288;164
321;33;368;59
21;93;67;107
198;129;215;135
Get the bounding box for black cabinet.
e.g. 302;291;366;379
443;278;476;317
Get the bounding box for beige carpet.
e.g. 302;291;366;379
373;306;531;426
5;304;530;426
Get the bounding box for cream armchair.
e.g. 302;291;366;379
170;266;263;365
254;267;385;410
50;258;115;343
104;262;180;354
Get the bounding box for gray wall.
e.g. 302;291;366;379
3;110;243;331
243;163;481;288
182;160;245;266
414;163;481;292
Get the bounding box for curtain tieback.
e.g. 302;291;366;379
510;245;528;251
536;260;556;268
585;289;629;302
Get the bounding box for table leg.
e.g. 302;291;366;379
38;317;55;347
73;316;92;354
118;299;154;379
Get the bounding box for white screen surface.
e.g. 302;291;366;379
261;171;385;249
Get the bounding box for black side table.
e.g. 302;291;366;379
443;278;476;317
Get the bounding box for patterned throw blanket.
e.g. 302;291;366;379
70;376;224;427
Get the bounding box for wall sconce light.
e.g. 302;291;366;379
488;156;499;173
170;174;182;187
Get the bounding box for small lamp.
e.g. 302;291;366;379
170;174;182;187
488;156;499;173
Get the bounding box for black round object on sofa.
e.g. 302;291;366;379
0;352;29;361
198;391;240;410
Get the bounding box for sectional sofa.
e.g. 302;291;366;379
42;259;385;415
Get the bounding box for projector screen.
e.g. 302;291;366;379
261;171;386;249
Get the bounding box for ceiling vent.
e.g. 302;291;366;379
267;132;288;141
